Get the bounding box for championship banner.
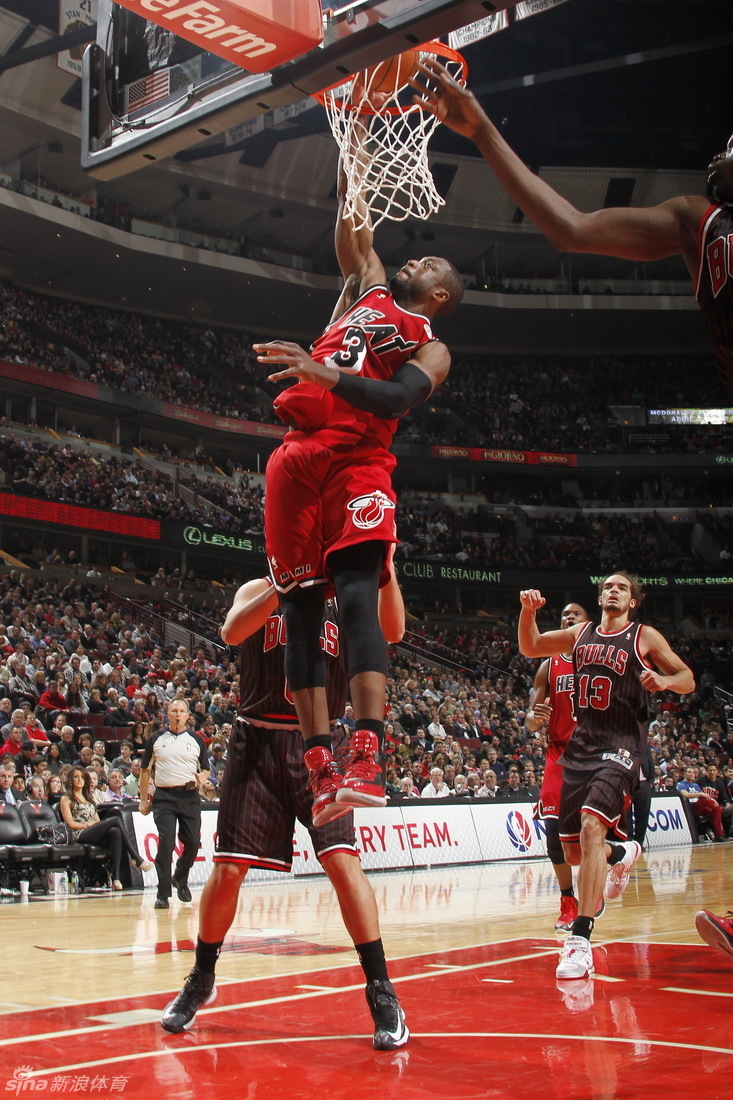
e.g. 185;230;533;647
112;0;324;74
58;0;97;78
227;96;317;145
515;0;572;19
225;114;266;146
448;11;508;51
131;794;690;888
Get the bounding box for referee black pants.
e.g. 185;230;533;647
152;788;201;899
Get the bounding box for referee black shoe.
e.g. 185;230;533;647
365;980;409;1051
172;874;192;903
161;966;217;1032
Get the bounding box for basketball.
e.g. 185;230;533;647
356;49;421;98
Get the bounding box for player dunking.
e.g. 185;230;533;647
414;63;733;387
525;601;604;933
161;572;409;1049
253;143;463;826
519;573;694;980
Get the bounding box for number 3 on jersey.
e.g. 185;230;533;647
327;326;367;373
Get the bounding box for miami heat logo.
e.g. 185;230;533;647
506;810;533;854
347;492;396;530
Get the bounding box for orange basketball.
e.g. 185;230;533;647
358;49;421;97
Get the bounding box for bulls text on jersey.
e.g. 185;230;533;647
262;614;339;657
575;643;628;676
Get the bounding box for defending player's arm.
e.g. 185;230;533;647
220;577;279;646
638;627;696;695
518;589;582;658
413;60;700;265
524;659;551;733
256;337;450;416
378;560;406;643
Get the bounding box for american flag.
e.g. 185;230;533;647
126;70;171;113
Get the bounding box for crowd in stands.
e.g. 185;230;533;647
399;352;731;455
0;425;726;580
524;512;702;572
1;570;731;833
0;283;268;422
2;282;731;457
376;504;709;573
179;473;264;534
0;434;264;536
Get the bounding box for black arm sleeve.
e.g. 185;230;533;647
331;361;432;418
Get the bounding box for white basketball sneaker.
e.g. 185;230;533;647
605;840;642;900
556;935;594;980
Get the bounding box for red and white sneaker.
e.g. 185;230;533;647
556;935;594;980
605;840;642;900
304;746;351;827
695;910;733;959
555;895;578;933
335;731;386;808
594;896;606;920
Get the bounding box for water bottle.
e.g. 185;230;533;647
71;872;80;894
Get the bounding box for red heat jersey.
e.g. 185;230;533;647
546;654;576;750
695;204;733;383
273;285;436;449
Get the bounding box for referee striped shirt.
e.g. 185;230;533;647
141;728;207;787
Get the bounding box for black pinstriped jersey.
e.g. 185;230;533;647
561;620;649;773
238;608;348;728
695;204;733;383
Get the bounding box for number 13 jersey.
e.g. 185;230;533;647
562;620;649;772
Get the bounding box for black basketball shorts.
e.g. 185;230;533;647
213;720;358;871
559;761;634;842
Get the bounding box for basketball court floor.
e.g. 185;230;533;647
2;845;731;1099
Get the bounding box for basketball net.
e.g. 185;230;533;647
314;42;467;229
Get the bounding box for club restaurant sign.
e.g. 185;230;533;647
178;528;733;590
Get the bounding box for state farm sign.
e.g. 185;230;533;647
114;0;323;73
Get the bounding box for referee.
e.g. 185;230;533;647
139;699;208;909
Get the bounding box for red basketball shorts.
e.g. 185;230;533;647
536;741;565;820
265;429;398;593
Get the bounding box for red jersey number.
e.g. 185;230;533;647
575;674;612;712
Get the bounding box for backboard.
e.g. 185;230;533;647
82;0;519;179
